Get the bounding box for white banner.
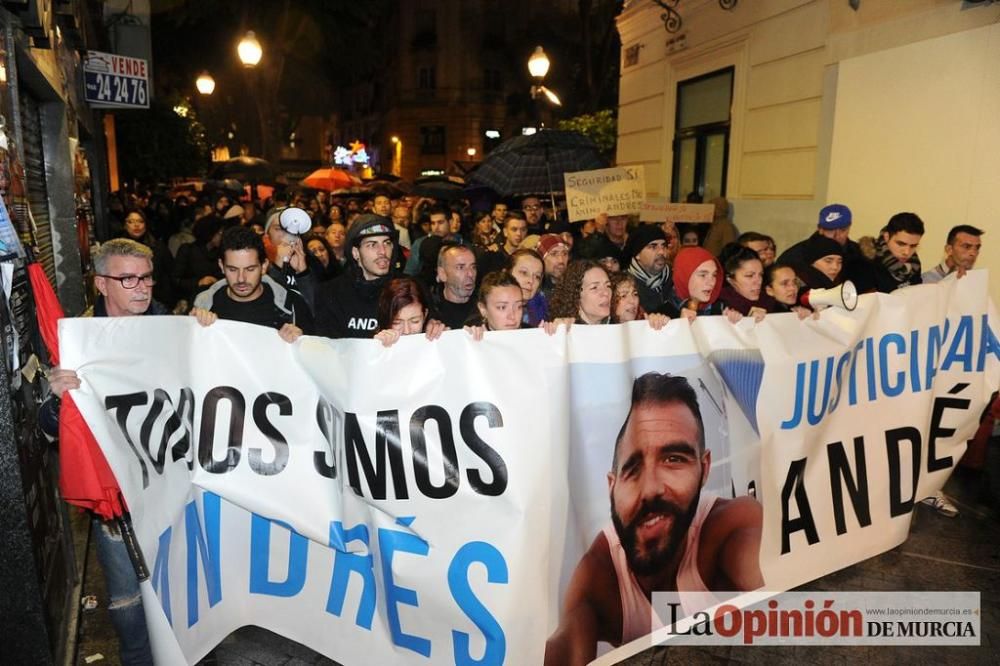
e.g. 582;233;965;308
59;272;999;665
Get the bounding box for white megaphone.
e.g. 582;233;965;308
799;280;858;311
275;206;313;235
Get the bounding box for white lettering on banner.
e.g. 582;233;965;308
348;317;378;331
58;273;999;665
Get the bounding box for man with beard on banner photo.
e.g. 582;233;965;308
545;372;763;665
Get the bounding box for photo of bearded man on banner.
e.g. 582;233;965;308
549;358;765;664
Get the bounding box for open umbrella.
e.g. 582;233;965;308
470;129;607;211
364;178;411;198
302;168;362;191
412;174;466;201
211;156;275;183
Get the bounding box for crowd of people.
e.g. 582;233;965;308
45;184;993;665
106;186;986;337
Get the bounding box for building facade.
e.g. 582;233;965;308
335;0;575;181
615;0;1000;302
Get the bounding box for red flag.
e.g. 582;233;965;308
28;261;124;518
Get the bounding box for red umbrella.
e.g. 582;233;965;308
28;262;124;519
301;168;362;191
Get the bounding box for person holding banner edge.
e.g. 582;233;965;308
545;373;763;665
42;239;158;665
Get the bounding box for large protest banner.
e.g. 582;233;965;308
59;273;999;665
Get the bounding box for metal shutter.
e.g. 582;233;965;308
19;90;56;285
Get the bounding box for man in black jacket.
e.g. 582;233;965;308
316;214;398;338
778;203;875;292
190;225;313;339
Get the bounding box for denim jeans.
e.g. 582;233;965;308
94;518;154;665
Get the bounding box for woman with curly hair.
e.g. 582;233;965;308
607;271;666;327
548;259;613;325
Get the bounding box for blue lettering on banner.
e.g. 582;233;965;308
378;517;432;657
941;315;974;373
780;316;1000;429
151;527;173;626
250;514;309;597
878;333;906;398
186;491;223;627
448;542;508;666
326;521;376;629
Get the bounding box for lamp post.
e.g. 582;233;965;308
237;31;263;67
390;135;402;177
195;71;215;95
236;30;270;163
527;46;561;129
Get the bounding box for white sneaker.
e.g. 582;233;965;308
921;491;959;518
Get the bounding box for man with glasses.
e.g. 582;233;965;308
41;238;164;665
522;195;547;235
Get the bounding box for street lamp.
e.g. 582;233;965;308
237;31;263;67
528;45;561;110
527;46;550;79
195;71;215;95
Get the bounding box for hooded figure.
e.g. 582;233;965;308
667;247;724;317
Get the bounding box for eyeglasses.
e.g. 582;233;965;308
523;205;541;211
99;273;155;289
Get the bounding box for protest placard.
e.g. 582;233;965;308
564;166;645;221
639;196;715;223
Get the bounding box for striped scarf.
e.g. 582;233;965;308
874;235;921;285
628;257;668;294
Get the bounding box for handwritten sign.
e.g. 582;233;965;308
640;197;715;223
564;166;645;222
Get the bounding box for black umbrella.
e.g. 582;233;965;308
203;178;244;194
364;179;412;198
412;175;466;201
470;130;607;211
210;156;275;183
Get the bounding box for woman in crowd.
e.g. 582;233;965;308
509;249;547;326
794;235;845;291
764;262;801;313
548;260;613;325
609;272;670;329
667;247;728;320
121;209;176;308
303;233;340;282
679;225;701;247
717;243;771;320
327;204;345;227
471;211;500;253
464;271;527;339
373;277;445;346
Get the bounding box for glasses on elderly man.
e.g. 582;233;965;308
99;273;155;289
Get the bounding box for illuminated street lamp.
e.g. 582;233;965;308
466;147;477;157
527;46;550;79
195;71;216;95
528;45;561;109
237;31;263;67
